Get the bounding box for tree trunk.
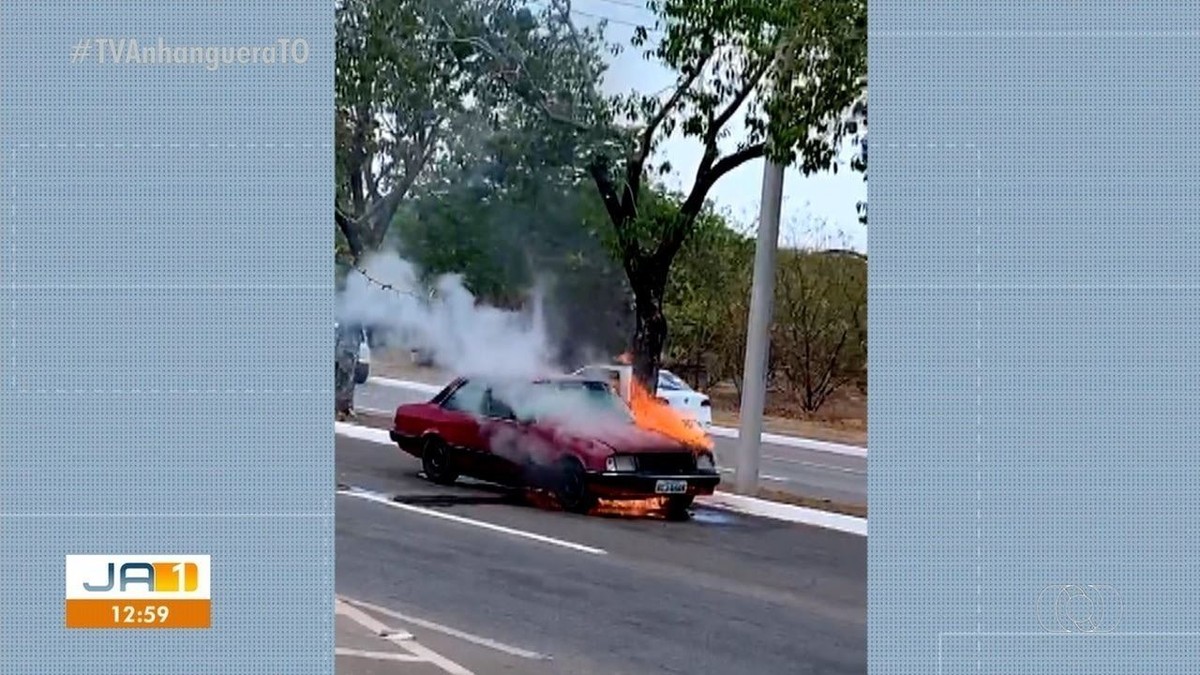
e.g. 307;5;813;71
629;270;668;393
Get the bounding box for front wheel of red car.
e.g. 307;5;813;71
421;437;459;485
664;495;695;521
554;458;596;514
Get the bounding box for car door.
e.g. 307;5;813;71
434;379;490;478
477;388;530;486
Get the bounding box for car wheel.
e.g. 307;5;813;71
554;458;596;514
421;437;459;485
664;495;695;520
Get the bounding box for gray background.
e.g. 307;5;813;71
870;2;1200;674
0;2;333;673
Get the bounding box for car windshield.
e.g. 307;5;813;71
512;380;634;425
658;370;691;392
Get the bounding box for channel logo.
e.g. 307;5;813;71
1036;584;1122;634
65;555;211;629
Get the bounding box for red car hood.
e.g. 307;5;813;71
539;417;692;453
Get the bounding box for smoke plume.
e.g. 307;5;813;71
336;251;556;380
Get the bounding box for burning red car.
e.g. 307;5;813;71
389;375;720;517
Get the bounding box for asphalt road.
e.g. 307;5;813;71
354;380;867;507
335;434;866;675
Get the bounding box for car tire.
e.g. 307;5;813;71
664;495;695;520
421;437;459;485
554;458;596;514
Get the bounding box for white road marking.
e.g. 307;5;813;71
337;486;608;556
366;376;868;457
707;425;868;458
337;596;413;639
341;596;552;661
760;454;867;475
334;423;868;536
401;640;476;675
336;421;393;444
335;648;424;662
336;597;473;674
369;376;442;394
717;467;793;483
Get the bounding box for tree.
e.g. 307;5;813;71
773;249;866;412
336;0;462;263
392;166;632;364
663;203;754;390
851;98;867;225
333;0;617;412
481;0;867;388
335;0;606;264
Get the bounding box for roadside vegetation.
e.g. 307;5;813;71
335;0;868;438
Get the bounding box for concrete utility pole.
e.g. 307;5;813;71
734;157;785;495
734;46;792;496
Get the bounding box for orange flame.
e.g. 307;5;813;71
596;497;667;517
524;490;664;518
627;377;714;451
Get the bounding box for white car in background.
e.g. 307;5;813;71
572;364;713;432
655;369;713;430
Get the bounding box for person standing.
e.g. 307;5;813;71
334;321;362;420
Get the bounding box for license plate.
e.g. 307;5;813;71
654;479;688;494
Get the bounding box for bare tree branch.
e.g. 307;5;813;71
618;53;712;219
652;141;765;264
705;55;773;149
683;142;766;215
586;157;625;226
636;53;711;167
335;209;365;263
435;17;595;133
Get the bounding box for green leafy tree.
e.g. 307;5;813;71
333;0;619;403
335;0;608;263
336;0;472;262
663;205;754;390
392;142;631;364
851;99;867;225
478;0;867;387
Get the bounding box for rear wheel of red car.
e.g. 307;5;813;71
421;437;459;485
664;495;695;520
554;458;596;514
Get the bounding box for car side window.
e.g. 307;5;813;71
658;370;691;392
485;390;516;420
442;381;486;415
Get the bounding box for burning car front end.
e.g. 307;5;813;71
587;448;721;499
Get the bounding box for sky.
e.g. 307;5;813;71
569;0;868;252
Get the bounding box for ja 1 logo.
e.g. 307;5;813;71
82;561;199;592
65;555;211;629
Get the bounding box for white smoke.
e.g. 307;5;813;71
336;251;557;380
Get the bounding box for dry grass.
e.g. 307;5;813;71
370;349;867;447
706;381;867;447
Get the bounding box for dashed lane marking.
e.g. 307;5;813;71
336;597;473;675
